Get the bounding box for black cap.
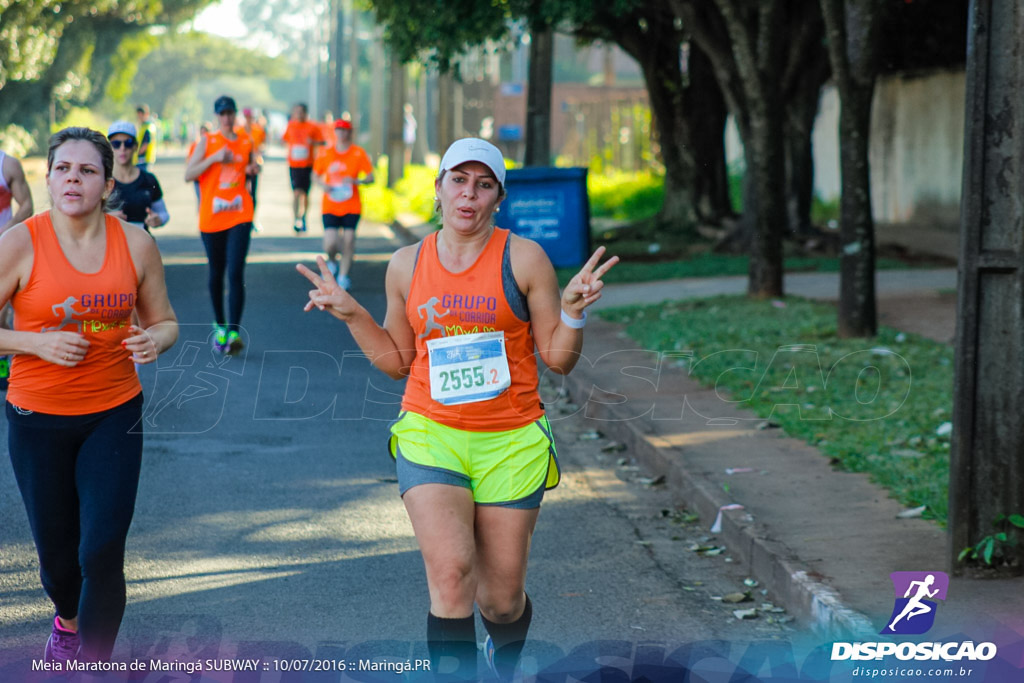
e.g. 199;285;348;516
214;95;237;114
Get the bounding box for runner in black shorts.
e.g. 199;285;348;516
313;119;374;289
289;166;313;194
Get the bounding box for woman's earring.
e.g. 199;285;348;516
494;207;500;213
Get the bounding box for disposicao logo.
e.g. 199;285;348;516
881;571;949;635
831;570;998;663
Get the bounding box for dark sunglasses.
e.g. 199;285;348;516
110;139;136;150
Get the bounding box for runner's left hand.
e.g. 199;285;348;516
122;325;158;364
561;246;619;318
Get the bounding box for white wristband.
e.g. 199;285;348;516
561;309;587;329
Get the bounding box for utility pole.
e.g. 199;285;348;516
950;0;1024;573
327;0;345;117
348;4;360;127
369;31;386;160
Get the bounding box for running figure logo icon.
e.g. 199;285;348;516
40;296;93;333
417;297;450;339
881;571;949;635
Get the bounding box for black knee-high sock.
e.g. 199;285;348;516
481;594;533;679
426;612;477;681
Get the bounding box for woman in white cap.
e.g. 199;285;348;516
299;137;617;680
107;120;169;233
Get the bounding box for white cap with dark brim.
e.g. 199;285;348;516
439;138;506;186
107;120;137;141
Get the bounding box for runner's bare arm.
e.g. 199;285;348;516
514;237;618;374
0;226;89;365
184;136;228;182
123;222;178;361
1;156;33;233
296;245;417;379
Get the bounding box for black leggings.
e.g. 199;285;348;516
7;394;144;662
201;222;252;333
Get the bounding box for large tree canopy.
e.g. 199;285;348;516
0;0;215;146
129;31;291;115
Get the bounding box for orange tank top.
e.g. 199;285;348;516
198;130;254;233
402;228;544;431
8;212;141;415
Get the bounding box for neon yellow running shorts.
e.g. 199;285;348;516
388;411;561;508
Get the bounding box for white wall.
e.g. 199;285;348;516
815;69;965;226
726;69;966;228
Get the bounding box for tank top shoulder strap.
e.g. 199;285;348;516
409;232;435;280
104;214;138;281
501;232;529;322
23;211;53;244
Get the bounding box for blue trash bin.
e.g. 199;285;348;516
494;167;591;269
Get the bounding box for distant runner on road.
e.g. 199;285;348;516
313;118;374;290
0;148;35;390
135;105;157;172
282;102;323;233
107;121;169;233
185;95;258;356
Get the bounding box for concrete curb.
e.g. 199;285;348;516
560;360;877;640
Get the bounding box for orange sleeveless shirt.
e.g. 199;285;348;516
402;228;544;431
198;130;254;233
8;212;141;414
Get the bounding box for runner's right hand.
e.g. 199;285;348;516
296;256;359;322
36;331;90;367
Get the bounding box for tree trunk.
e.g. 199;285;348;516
689;45;732;223
835;86;877;337
627;37;697;234
821;0;884;337
437;71;456;154
746;97;786;297
614;20;703;235
524;21;553;166
784;64;827;236
387;51;406;186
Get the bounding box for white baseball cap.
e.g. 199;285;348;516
107;120;137;140
439;138;506;186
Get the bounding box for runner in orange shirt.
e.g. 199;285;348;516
281;103;324;233
185;95;258;355
238;108;266;213
313;119;374;290
186;122;213;209
298;138;618;681
1;127;177;665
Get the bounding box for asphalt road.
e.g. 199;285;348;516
1;158;810;681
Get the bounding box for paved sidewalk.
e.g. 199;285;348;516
556;272;1023;655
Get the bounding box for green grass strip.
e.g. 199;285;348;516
600;295;953;524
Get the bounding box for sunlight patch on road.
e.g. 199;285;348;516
644;429;754;448
162;251;392;266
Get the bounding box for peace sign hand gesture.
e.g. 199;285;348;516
296;256;358;322
561;246;619;319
